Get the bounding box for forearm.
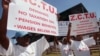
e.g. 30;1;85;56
64;23;71;44
54;37;59;45
65;26;71;40
0;8;9;50
0;8;8;34
0;35;9;50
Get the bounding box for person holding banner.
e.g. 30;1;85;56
70;33;98;56
0;0;35;56
54;23;74;56
0;0;49;56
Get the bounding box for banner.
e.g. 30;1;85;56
58;21;69;36
69;12;99;35
11;0;43;4
7;0;58;36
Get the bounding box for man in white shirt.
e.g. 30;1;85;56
71;33;97;56
0;31;37;56
54;23;74;56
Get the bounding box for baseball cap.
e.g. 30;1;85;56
12;31;32;39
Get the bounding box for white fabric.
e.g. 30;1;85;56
1;41;36;56
82;35;89;39
0;36;49;56
71;37;96;56
35;36;50;56
82;37;96;47
49;42;54;46
0;45;8;55
0;40;14;56
58;42;74;56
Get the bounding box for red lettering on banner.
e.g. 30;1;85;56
37;28;50;33
84;13;88;19
90;13;96;18
17;17;40;26
15;25;36;31
42;23;56;29
49;20;54;24
80;20;89;23
41;2;55;14
78;14;82;20
29;7;48;17
77;26;87;29
73;23;96;35
49;6;55;14
70;13;96;21
18;10;27;16
23;0;28;2
51;31;56;34
23;0;36;6
41;2;47;10
86;29;94;33
29;0;36;6
70;15;75;21
22;0;56;14
29;13;48;22
84;13;96;19
88;24;93;27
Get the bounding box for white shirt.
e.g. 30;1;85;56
0;36;49;56
58;42;74;56
71;37;96;56
0;40;36;56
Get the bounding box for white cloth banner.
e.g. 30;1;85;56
69;12;99;35
7;0;58;36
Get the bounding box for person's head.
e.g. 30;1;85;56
62;37;71;44
62;37;67;44
76;35;83;41
12;31;32;47
71;36;76;40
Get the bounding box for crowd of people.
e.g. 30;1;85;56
0;0;100;56
54;23;99;56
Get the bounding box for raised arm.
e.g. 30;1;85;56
54;36;59;45
0;0;11;50
64;23;71;44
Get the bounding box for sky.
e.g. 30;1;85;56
44;0;100;19
0;0;100;39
